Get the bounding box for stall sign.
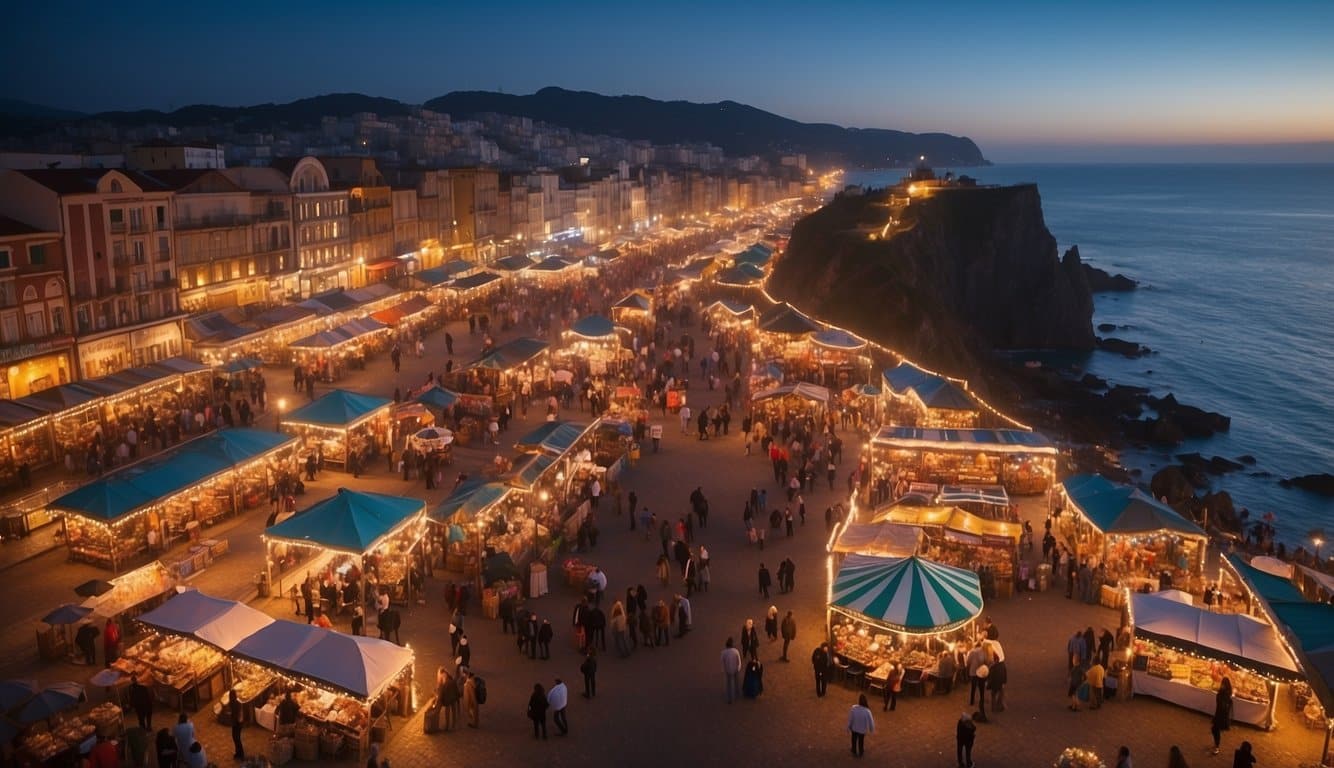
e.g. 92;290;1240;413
0;336;74;366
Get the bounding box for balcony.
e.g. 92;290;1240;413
174;214;252;231
257;207;290;222
109;221;126;234
130;220;149;234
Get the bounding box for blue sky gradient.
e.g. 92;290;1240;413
7;0;1332;161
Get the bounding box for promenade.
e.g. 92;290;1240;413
2;241;1324;768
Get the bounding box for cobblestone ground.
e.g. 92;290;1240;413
3;304;1326;768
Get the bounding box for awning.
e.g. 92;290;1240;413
515;420;591;455
284;390;392;429
870;504;1022;544
136;590;275;651
612;292;651;312
714;265;764;286
811;328;867;351
430;478;512;523
365;258;398;272
567;315;616;340
1267;602;1334;715
872;426;1057;456
882;362;977;411
752;382;831;404
831;523;925;557
411;267;452;288
1130;591;1301;680
413;385;460;412
508;453;558;490
1223;553;1305;605
938;485;1010;509
830;554;984;634
14;385;99;414
757;302;821;335
469;337;549;372
265;488;425;555
492;254;535;272
230;620;413;699
706;299;754;318
448;271;502;292
528;256;579;272
1062;474;1205;537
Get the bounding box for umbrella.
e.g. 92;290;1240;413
0;679;36;711
73;579;114;598
14;682;85;725
42;603;93;626
88;669;123;688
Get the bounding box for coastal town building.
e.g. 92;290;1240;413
0;215;73;400
319;157;393;287
127;141;227;171
0;168;184;379
448;167;499;262
270;157;351;298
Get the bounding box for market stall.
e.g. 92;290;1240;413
1217;553;1306;618
869;504;1021;598
11;683;101;764
230;620;414;760
829;522;925;559
880;362;981;428
827;554;984;680
263;488;427;606
431;478;536;584
54;429;298;570
808;329;873;390
559;315;629;378
288;317;392;379
868;426;1058;496
1266;602;1334;759
0;399;54;489
524;256;584;286
280;389;391;471
704;299;755;329
1059;474;1209;592
610;291;653;328
457;337;550;408
1128;590;1302;729
754;302;822;363
751;382;831;423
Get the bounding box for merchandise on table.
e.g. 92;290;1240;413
1134;638;1271;704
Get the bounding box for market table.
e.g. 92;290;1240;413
1132;673;1272;728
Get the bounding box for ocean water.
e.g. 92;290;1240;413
845;164;1334;546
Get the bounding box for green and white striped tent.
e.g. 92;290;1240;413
829;554;983;634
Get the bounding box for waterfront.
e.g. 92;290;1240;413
850;165;1334;547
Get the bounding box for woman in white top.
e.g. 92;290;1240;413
847;693;875;757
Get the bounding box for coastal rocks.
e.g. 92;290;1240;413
1237;455;1257;465
766;183;1095;376
1176;453;1245;475
1148;394;1230;438
1151;466;1198;506
1080;258;1138;292
1278;473;1334;496
1199;491;1241;533
1078;373;1108;390
1097;337;1152;358
1097;323;1116;333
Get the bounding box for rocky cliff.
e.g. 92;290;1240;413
767;184;1095;374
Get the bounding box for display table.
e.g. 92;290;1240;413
1132;673;1273;728
530;563;549;598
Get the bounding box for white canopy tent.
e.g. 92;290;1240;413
831;522;925;558
137;590;276;651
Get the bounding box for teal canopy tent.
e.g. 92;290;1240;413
413;385;460;412
811;328;868;351
514;420;590;455
882;362;977;412
265;488;424;556
448;271;502;292
468;337;549;372
284;390;391;429
829;554;984;634
612;292;651;312
430;478;512;524
568;315;616;340
757;302;821;335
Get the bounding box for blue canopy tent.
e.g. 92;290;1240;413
136;589;275;651
468;337;549;372
492;254;535;273
229;619;414;701
51;428;297;570
672;256;715;282
811;328;868;351
882;362;979;420
757;302;822;336
527;256;580;274
410;266;452;288
706;299;755;319
263;488;426;600
567;315;616;341
1061;474;1208;579
429;478;512;524
447;271;502;293
714;264;765;286
733;244;773;266
283;390;391;429
514;420;591;456
508;453;558;491
413;385;460;413
611;292;652;313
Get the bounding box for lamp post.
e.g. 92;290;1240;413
277;398;287;433
1314;536;1324;563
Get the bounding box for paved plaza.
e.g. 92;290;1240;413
2;280;1325;768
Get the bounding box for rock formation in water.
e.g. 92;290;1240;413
767;184;1095;375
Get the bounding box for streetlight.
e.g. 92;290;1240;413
276;398;287;432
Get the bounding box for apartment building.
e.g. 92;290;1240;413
0;216;72;399
270;157;350;298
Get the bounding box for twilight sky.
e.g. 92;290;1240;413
7;0;1334;161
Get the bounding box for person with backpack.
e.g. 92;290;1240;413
463;670;483;728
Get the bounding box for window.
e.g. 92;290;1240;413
155;206;166;228
113;242;125;261
1;313;18;343
109;209;124;224
25;310;44;337
28;244;46;265
133;241;145;263
0;249;9;269
51;306;65;334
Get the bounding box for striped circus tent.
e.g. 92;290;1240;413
829;554;983;634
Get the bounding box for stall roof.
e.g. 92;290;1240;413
568;315;616;340
230;619;413;699
265;488;425;555
831;522;925;557
714;265;764;286
612;292;651;312
871;426;1057;456
413;385;460;411
149;357;211;376
13;385;99;414
529;256;579;272
469;337;549;371
372;295;432;325
515;420;591;455
830;554;984;634
752;382;831;404
757;302;822;335
870;504;1022;543
442;259;477;276
508;453;558;490
844;384;881;398
706;299;754;317
301;289;359;314
411;266;452;287
733;244;773;266
251;304;316;328
448;271;502;291
136;590;275;651
1129;591;1301;680
492;254;535;272
938;485;1010;509
1224;553;1306;605
882;362;977;411
430;478;511;523
1062;474;1205;537
1267;601;1334;714
285;390;391;428
219;357;264;374
810;328;868;351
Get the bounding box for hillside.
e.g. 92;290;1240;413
426;87;986;167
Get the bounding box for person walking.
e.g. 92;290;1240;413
1211;676;1233;755
883;663;902;712
758;563;771;599
765;606;779;642
1115;746;1133;768
812;642;831;697
1232;741;1255;768
228;690;245;759
537;618;553;660
741;619;759;662
462;671;479;729
548;678;569;736
722;638;743;703
580;650;598;698
780;611;797;662
956;711;977;768
966;642;988;719
847;693;875;758
527;683;548;739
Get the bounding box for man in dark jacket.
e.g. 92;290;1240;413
758;563;772;599
811;642;831;697
586;604;607;652
957;711;977;768
537;618;554;660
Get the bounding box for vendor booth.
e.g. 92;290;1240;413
0;400;55;489
524;256;584;285
456;337;551;413
870;504;1021;598
869;426;1057;496
808;329;872;390
288;317;392;379
827;554;984;685
1128;590;1302;729
830;522;926;559
560;315;629;378
280;390;391;470
751;382;831;423
430;478;534;588
754;302;822;362
1059;474;1209;593
704;299;755;330
263;488;427;607
881;362;981;429
1267;601;1334;759
713;262;766;287
53;429;298;570
231;619;414;760
1217;553;1306;618
610;291;653;327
